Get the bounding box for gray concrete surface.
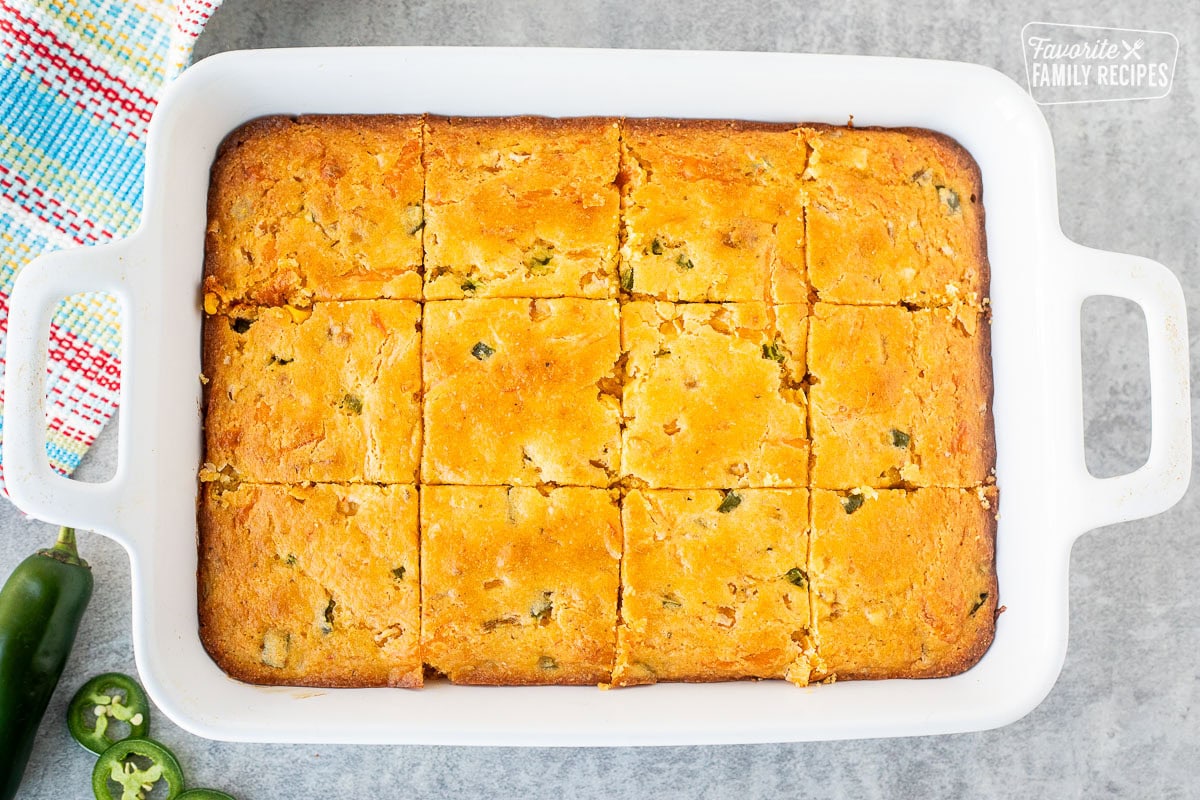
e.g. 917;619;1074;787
3;0;1197;797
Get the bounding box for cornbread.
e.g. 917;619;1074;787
620;119;807;302
200;115;997;689
803;126;987;307
424;116;621;299
204;115;424;312
809;487;998;680
202;300;422;484
613;489;815;686
621;301;808;488
198;483;422;688
420;486;621;685
807;302;994;489
421;298;622;486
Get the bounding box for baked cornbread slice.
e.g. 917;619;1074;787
613;489;815;686
621;301;808;488
621;119;807;302
803;126;987;307
203;301;422;483
420;486;621;685
422;298;621;486
809;487;998;680
424;116;621;299
808;302;993;489
198;483;422;688
204;115;424;311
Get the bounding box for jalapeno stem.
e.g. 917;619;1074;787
54;527;76;554
43;528;87;568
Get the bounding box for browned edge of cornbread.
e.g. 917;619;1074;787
424;113;620;133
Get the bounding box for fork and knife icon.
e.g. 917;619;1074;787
1121;38;1145;60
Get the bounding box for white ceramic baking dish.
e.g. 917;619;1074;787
3;48;1191;745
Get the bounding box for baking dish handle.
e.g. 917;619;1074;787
3;241;134;537
1061;241;1191;534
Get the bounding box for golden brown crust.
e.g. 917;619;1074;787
613;489;814;686
420;486;621;685
423;116;620;299
621;301;809;488
198;483;422;688
808;303;993;489
809;487;998;681
204;114;424;311
201;301;422;483
620;119;807;303
421;298;622;486
801;125;988;308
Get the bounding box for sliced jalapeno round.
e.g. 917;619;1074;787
68;672;151;754
92;738;184;800
177;791;237;800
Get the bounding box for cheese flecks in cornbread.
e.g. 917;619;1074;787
424;116;621;299
203;301;422;483
620;120;808;302
809;487;998;680
422;298;622;486
613;489;815;686
198;483;422;688
420;486;621;685
621;301;808;488
808;303;993;489
204;115;424;310
803;126;987;307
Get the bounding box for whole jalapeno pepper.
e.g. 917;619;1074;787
0;527;93;800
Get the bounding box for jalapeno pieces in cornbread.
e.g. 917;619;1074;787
621;301;808;488
420;486;621;685
205;115;424;311
620;120;808;302
808;303;993;489
424;116;621;299
202;300;422;483
199;483;422;688
422;298;622;486
809;487;998;680
614;489;816;686
803;126;987;307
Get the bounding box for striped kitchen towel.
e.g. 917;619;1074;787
0;0;222;493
